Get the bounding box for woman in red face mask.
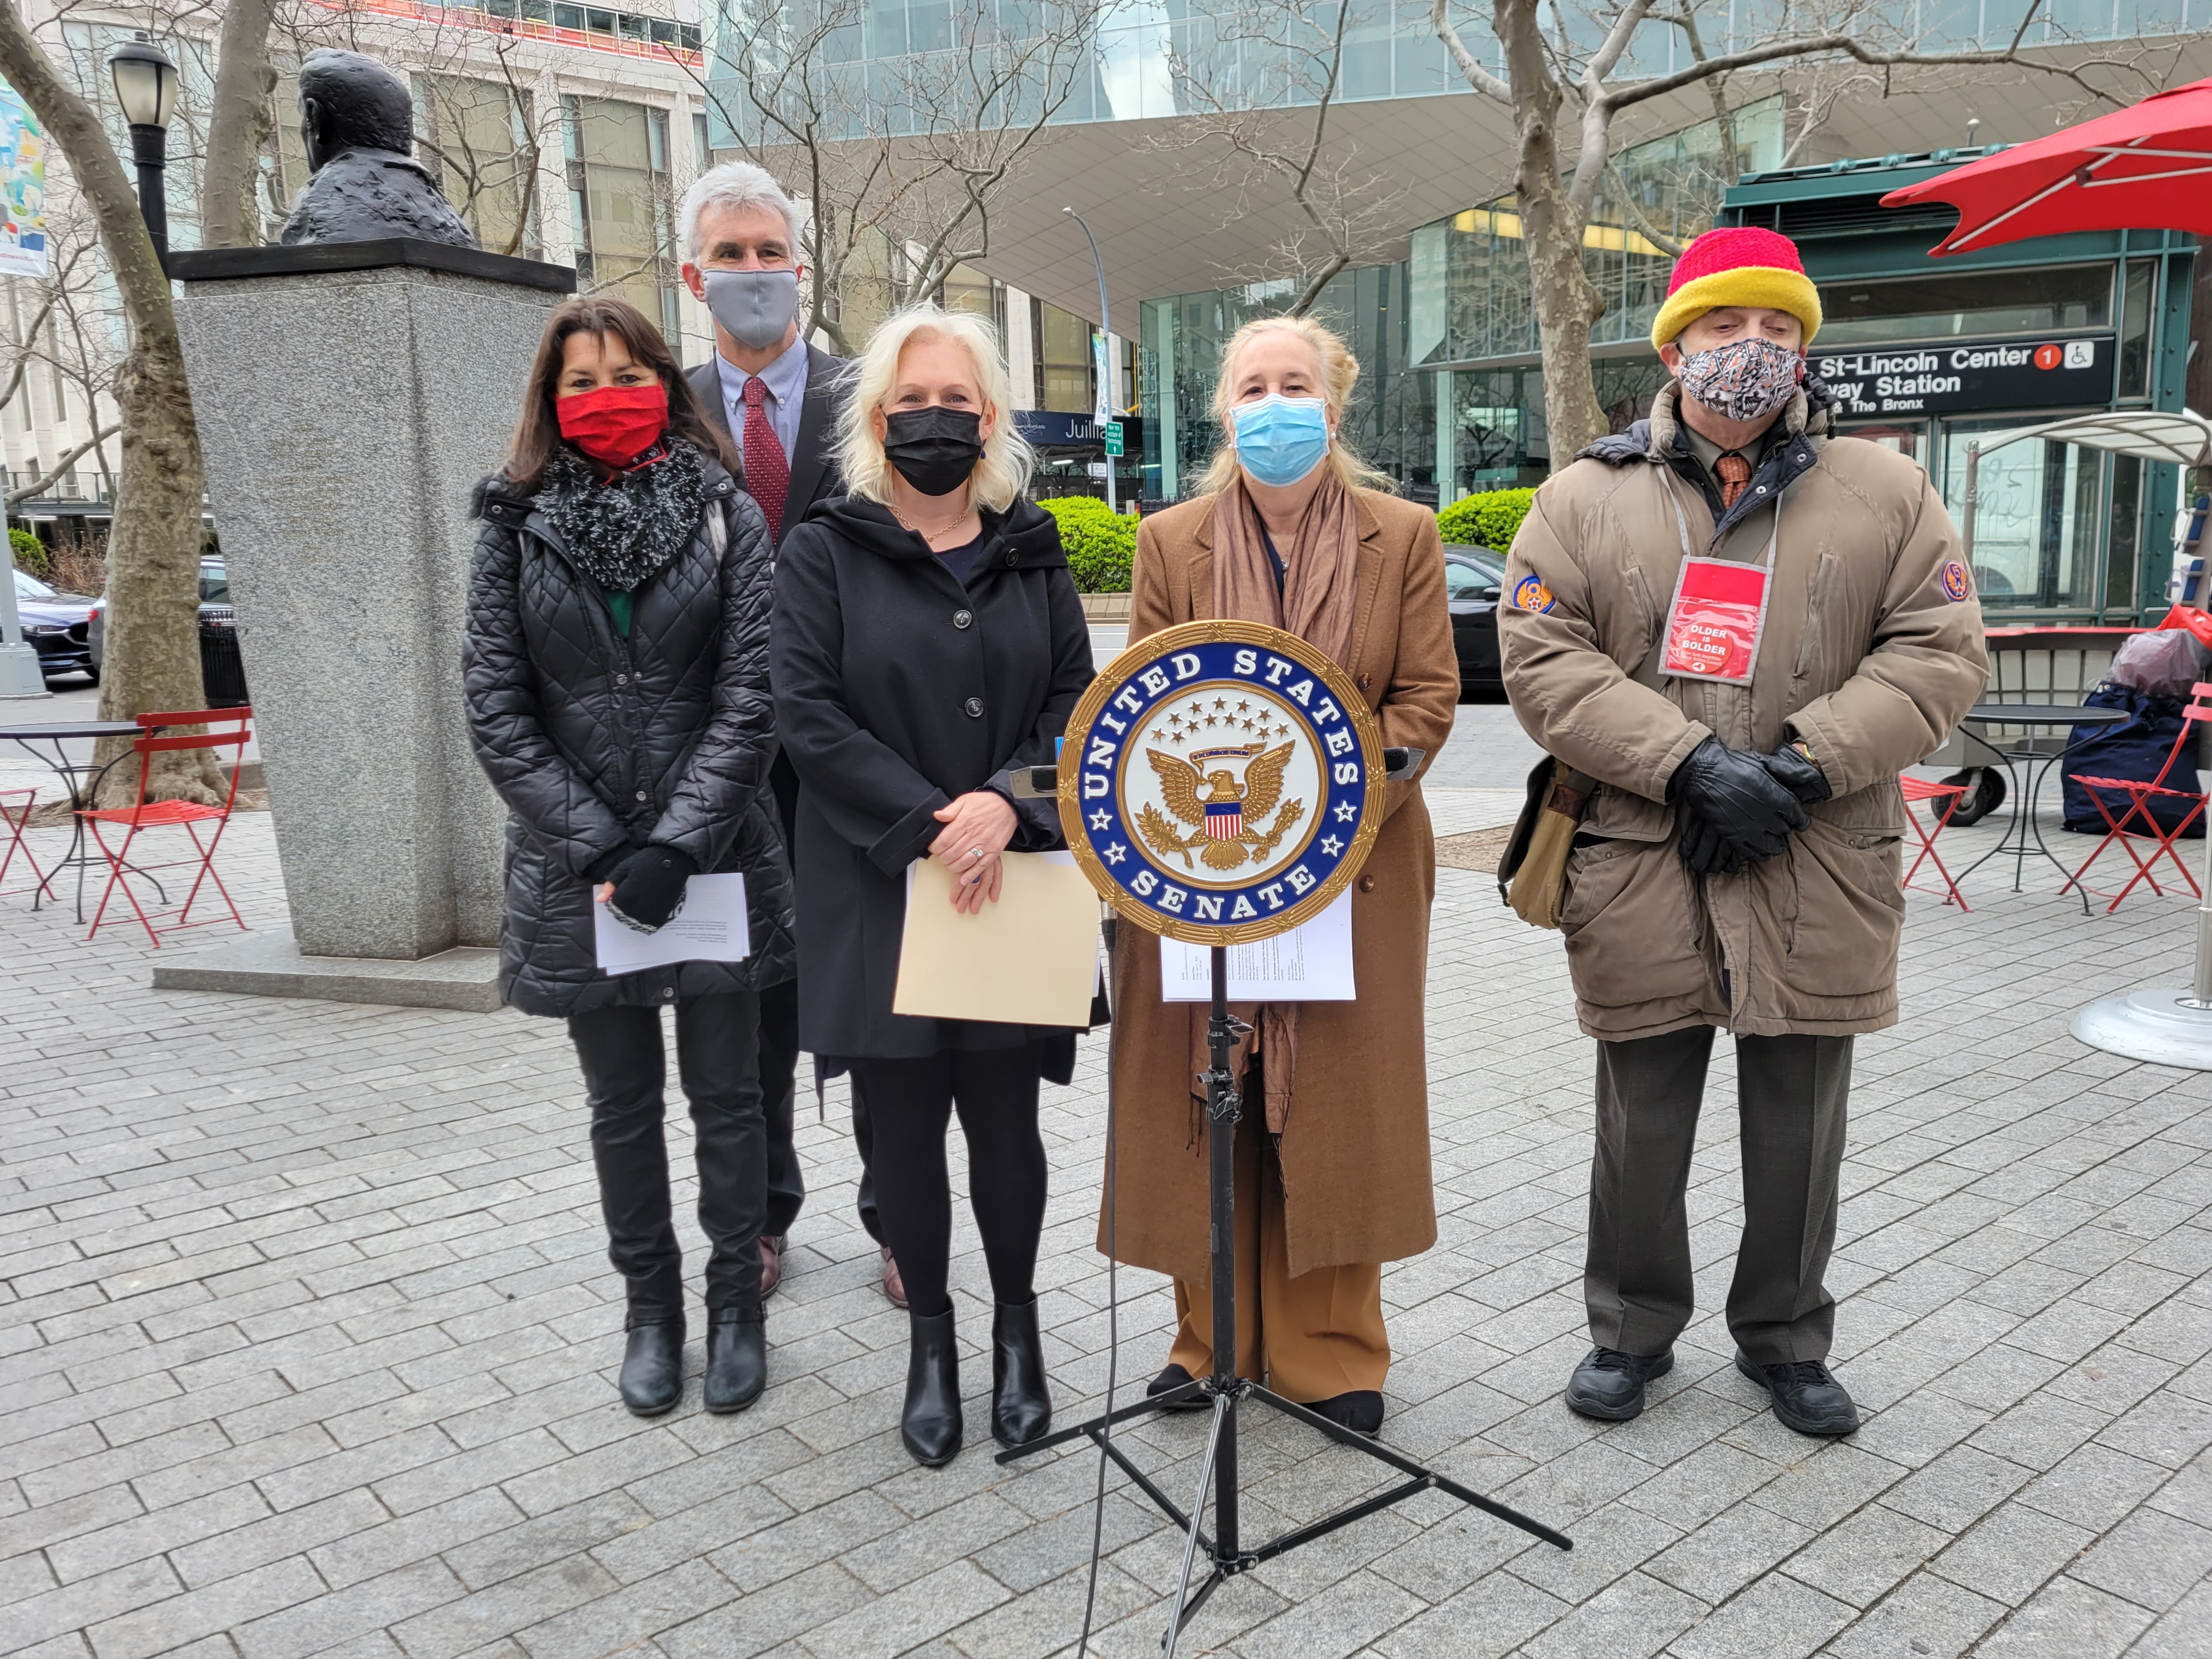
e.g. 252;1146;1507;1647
462;296;794;1419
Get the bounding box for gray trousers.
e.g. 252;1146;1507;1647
1586;1025;1850;1366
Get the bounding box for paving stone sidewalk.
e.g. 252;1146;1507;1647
1;790;2208;1659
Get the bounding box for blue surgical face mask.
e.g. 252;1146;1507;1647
1229;393;1330;487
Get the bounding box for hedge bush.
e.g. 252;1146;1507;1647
9;527;48;579
1038;495;1135;592
1436;487;1536;552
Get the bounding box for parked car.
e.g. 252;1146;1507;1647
88;555;247;707
11;566;97;684
1444;547;1505;697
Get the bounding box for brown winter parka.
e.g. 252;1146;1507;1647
1498;382;1988;1042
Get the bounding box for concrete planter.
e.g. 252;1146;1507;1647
1079;590;1133;623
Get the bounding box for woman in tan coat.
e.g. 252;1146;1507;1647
1102;315;1457;1434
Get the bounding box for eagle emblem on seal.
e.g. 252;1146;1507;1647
1138;741;1305;872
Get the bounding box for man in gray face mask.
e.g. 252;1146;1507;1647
678;162;879;1307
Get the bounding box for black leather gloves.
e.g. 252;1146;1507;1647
1760;739;1833;806
604;844;698;932
1670;736;1808;874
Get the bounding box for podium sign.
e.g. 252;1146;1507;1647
1059;620;1383;945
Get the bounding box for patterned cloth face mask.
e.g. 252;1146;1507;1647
1675;336;1804;424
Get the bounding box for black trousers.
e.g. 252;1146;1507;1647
757;976;883;1244
847;1047;1046;1321
1587;1026;1851;1366
568;991;765;1322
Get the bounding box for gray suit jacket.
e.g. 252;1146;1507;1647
686;345;846;550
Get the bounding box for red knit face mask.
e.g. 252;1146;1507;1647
556;382;668;467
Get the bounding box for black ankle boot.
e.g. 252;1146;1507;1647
902;1307;963;1466
618;1319;684;1417
704;1311;766;1414
990;1296;1052;1448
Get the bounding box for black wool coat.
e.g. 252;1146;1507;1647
463;455;796;1017
771;495;1095;1060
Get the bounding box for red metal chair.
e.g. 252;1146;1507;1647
77;708;252;947
2062;682;2212;913
1899;775;1971;910
0;786;48;900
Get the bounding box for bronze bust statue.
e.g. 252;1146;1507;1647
279;50;479;249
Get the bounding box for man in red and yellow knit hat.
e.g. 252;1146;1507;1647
1497;225;1987;1440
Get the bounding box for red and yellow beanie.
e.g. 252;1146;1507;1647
1649;226;1822;352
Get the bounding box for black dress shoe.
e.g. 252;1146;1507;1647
901;1307;963;1466
1737;1351;1860;1437
1147;1363;1209;1412
1564;1346;1674;1420
703;1311;766;1414
618;1319;685;1417
990;1296;1052;1447
1306;1391;1385;1436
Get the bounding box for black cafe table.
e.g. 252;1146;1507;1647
1952;702;2130;908
0;719;162;922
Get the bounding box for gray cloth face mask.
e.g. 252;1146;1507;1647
702;268;800;351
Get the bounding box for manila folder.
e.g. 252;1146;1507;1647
893;850;1100;1028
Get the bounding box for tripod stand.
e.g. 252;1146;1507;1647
1000;941;1571;1651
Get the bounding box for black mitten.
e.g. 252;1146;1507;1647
605;844;698;932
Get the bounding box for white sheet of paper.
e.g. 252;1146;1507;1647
594;873;751;973
1160;890;1356;1002
893;850;1101;1027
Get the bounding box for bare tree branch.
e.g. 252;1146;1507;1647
6;421;120;504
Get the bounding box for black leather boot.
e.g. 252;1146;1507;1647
704;1311;766;1414
901;1307;963;1466
618;1319;684;1417
1148;1363;1209;1412
990;1297;1052;1448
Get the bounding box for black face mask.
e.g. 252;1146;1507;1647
882;406;985;498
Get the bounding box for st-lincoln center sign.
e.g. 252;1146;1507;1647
1812;335;2114;419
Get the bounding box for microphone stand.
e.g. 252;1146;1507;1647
1000;751;1571;1654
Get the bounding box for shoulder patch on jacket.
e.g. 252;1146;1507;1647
1512;574;1556;613
1940;558;1972;602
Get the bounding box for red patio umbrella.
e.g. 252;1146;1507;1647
1880;78;2212;255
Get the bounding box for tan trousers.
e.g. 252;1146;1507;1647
1167;1117;1390;1402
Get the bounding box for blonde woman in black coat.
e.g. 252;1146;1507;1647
771;304;1093;1467
465;296;792;1420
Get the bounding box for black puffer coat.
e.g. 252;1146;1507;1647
772;495;1094;1060
463;456;795;1017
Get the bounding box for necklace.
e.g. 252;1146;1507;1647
888;495;974;544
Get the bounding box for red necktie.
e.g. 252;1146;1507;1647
1716;452;1751;511
741;376;790;544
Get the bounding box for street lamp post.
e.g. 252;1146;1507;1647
1063;206;1118;514
108;34;179;271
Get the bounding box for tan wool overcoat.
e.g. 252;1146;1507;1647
1097;487;1460;1285
1499;385;1988;1043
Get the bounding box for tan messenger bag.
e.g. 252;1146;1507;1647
1496;757;1597;929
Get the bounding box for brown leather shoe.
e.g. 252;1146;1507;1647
881;1246;907;1309
759;1234;786;1300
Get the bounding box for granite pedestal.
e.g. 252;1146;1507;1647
171;240;573;1004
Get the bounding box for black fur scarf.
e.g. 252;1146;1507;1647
535;440;713;592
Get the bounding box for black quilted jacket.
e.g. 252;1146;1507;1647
462;456;795;1017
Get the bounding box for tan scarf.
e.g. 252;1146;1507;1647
1190;470;1362;1135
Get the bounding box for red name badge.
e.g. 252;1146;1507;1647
1661;556;1771;684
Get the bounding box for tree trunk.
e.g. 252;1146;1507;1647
1496;0;1610;461
0;1;216;802
201;0;280;249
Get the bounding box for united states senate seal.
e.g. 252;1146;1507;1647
1058;619;1384;944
